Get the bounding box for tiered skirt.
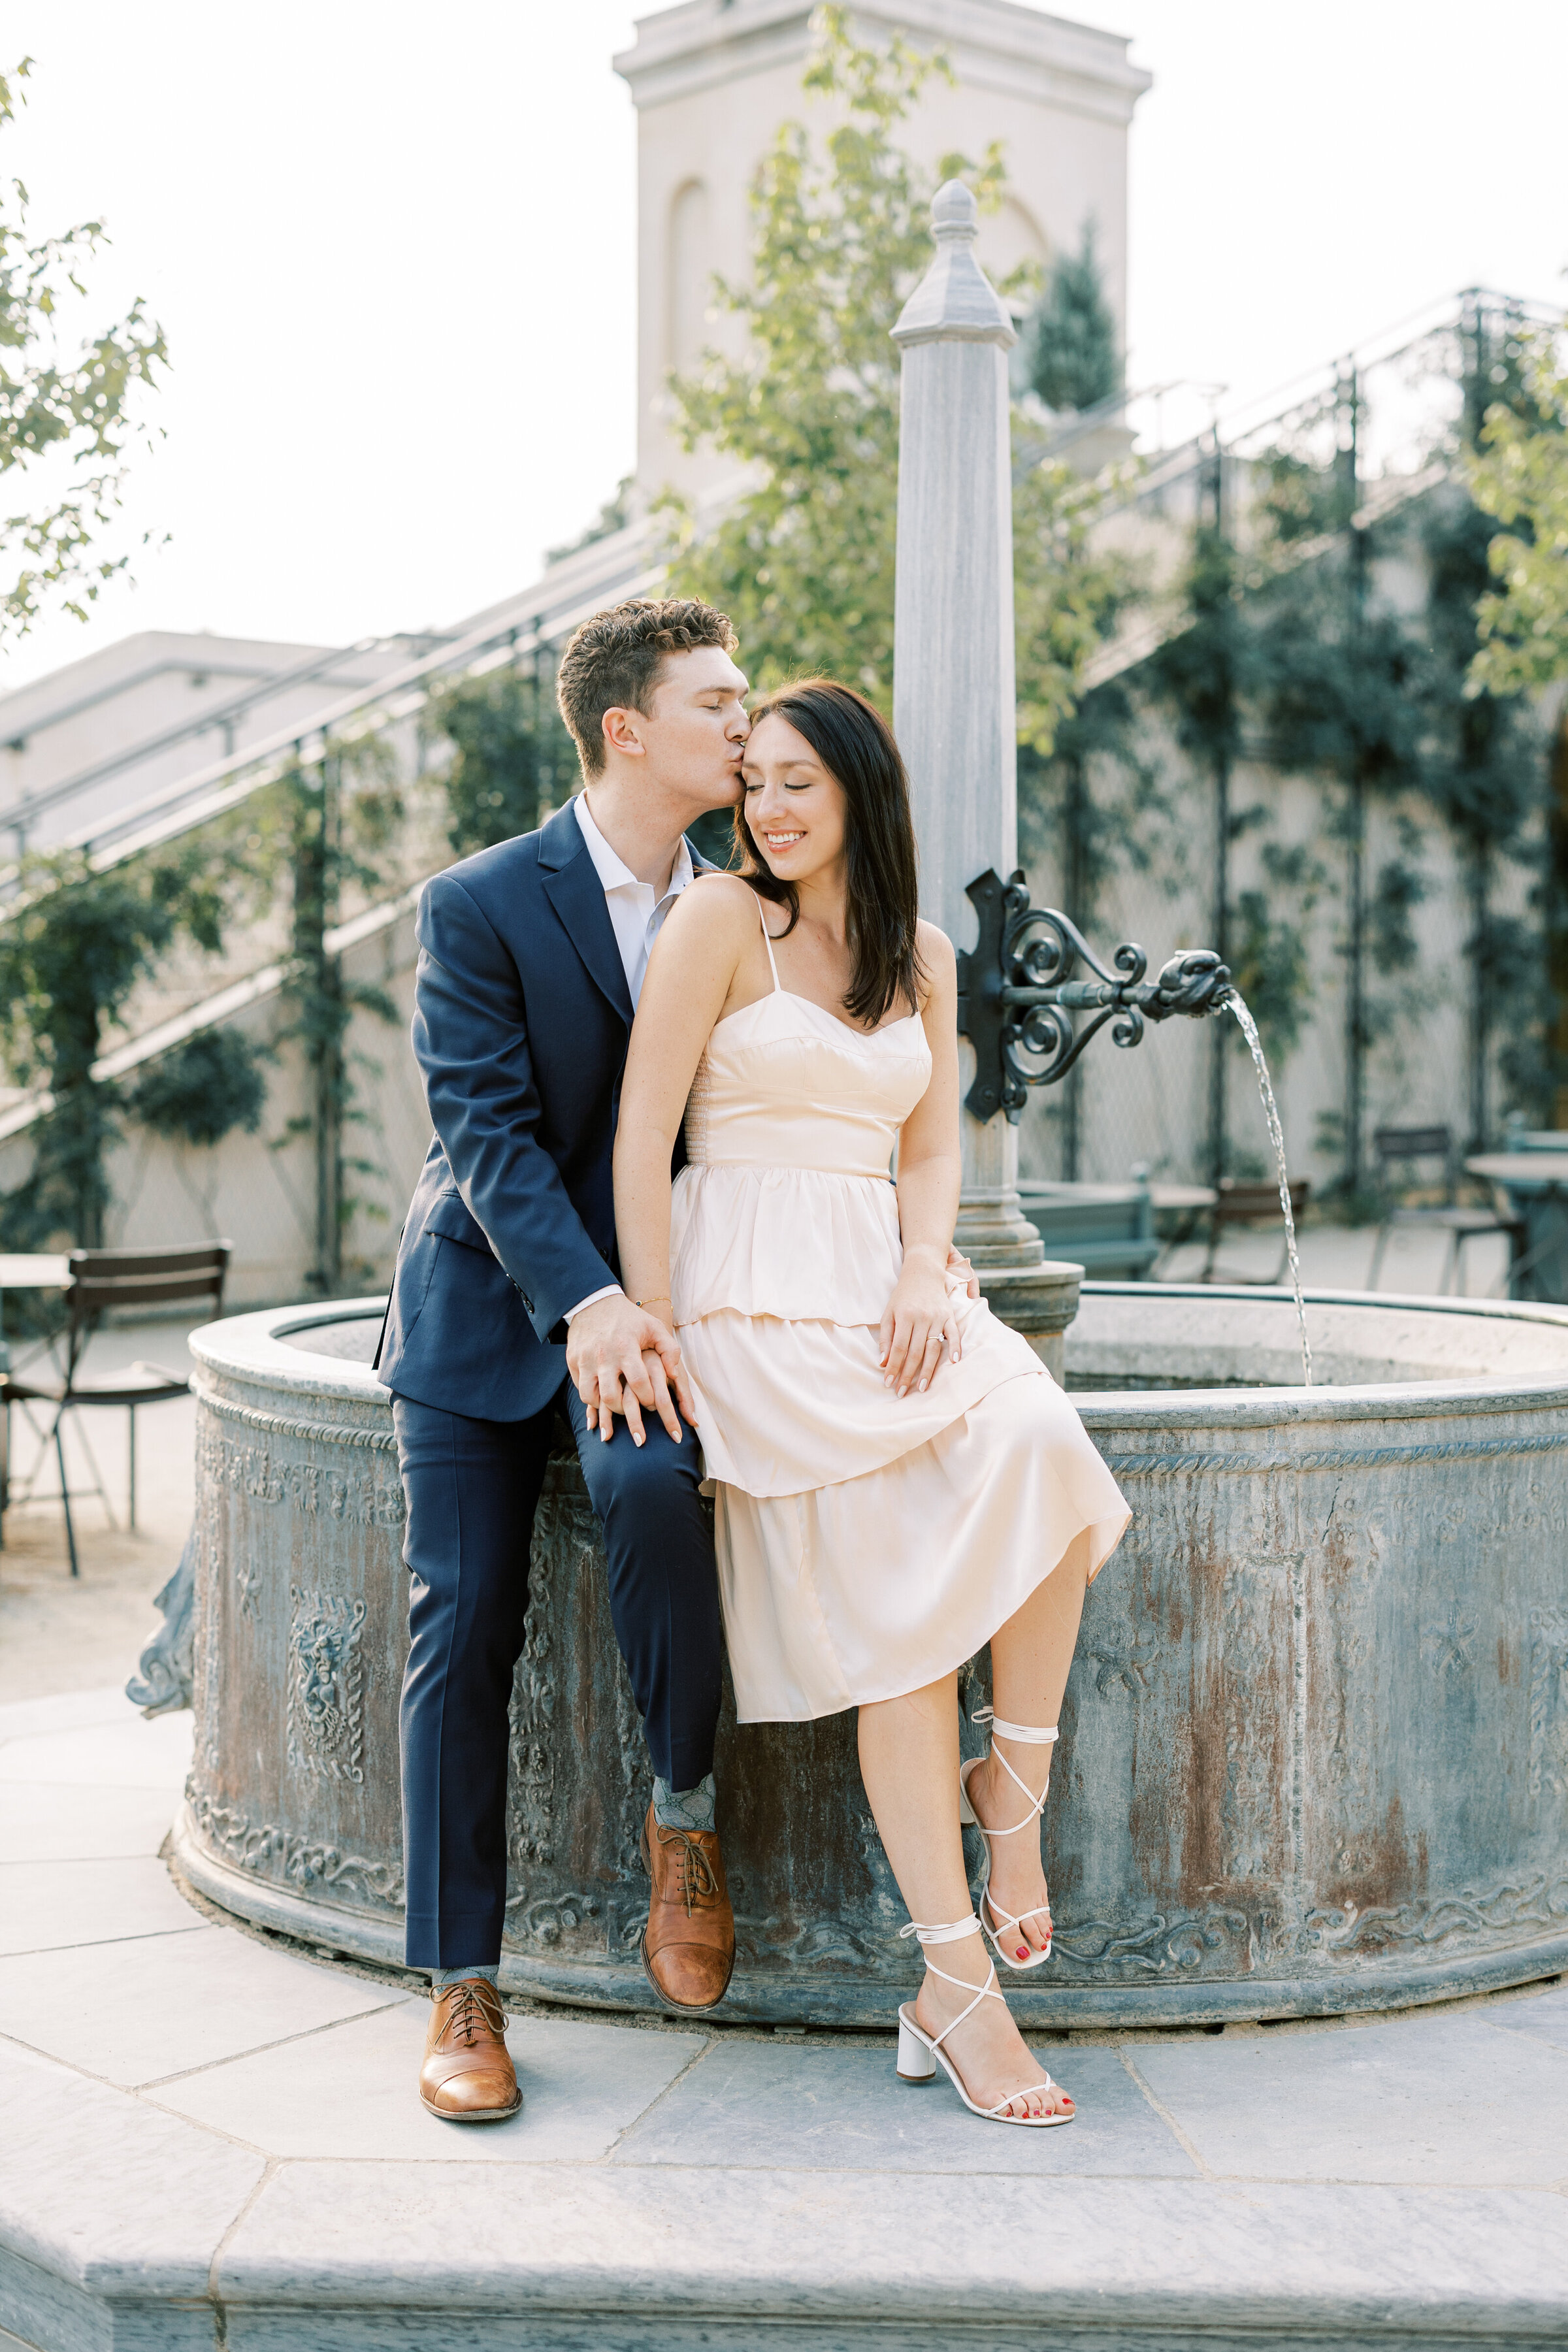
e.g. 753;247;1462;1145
671;1162;1130;1723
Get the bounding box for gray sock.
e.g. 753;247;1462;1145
653;1772;717;1833
430;1963;499;1993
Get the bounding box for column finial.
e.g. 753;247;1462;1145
892;180;1017;352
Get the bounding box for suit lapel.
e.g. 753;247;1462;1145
538;800;634;1028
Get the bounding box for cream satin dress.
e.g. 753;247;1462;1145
671;900;1130;1724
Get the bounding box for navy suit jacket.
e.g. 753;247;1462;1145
376;801;710;1422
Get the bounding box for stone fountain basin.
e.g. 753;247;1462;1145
175;1286;1568;2027
1068;1285;1568;1392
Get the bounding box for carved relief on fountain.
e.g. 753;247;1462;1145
172;1296;1568;2026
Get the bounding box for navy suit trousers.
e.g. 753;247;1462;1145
394;1385;721;1969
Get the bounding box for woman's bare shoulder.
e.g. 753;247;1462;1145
915;918;955;966
915;919;956;998
659;871;761;949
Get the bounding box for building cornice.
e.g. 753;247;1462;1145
614;0;1151;126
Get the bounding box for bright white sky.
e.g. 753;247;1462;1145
5;0;1565;692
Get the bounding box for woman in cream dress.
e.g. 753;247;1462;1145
614;681;1128;2125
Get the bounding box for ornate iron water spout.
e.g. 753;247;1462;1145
956;868;1233;1122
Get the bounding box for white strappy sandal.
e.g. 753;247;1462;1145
894;1914;1072;2126
958;1705;1058;1972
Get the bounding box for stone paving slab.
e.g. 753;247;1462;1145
608;2034;1193;2176
0;1856;203;1957
152;2001;706;2164
1131;2006;1568;2185
0;1712;196;1793
0;1689;135;1743
0;1778;182;1863
2;1686;1567;2351
1480;1980;1568;2055
0;1924;405;2087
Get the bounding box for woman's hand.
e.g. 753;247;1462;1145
878;1243;962;1397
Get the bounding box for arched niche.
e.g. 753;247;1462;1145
666;178;711;375
978;193;1049;300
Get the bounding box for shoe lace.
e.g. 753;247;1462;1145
656;1823;718;1917
441;1980;506;2046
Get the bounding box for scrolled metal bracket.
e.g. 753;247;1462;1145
955;868;1233;1124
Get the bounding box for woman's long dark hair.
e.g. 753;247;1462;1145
736;679;923;1028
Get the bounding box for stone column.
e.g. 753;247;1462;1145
892;182;1079;1371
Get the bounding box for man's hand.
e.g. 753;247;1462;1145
566;1293;696;1446
947;1243;980;1301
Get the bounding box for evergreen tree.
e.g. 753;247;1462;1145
1025;220;1120;416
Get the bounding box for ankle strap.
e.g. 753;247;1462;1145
898;1916;1000;2049
973;1706;1058;1745
898;1914;982;1948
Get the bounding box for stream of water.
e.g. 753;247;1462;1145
1224;992;1313;1386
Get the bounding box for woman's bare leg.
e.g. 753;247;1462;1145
968;1529;1093;1961
858;1673;1071;2119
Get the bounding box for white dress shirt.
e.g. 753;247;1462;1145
572;789;694;1009
563;792;695;1324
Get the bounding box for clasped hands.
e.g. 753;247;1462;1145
570;1247;981;1445
567;1293;695;1446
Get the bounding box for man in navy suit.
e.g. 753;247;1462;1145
378;598;750;2121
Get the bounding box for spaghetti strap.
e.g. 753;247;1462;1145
756;894;783;992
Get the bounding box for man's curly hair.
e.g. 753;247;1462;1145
555;596;738;779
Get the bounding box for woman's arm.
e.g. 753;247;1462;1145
882;924;964;1396
614;875;760;1344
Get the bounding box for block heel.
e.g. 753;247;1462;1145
897;2012;936;2082
892;1916;1072;2127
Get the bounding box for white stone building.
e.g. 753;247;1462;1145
615;0;1149;503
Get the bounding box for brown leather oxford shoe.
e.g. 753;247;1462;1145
419;1978;522;2123
640;1804;736;2012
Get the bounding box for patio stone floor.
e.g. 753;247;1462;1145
1;1686;1564;2349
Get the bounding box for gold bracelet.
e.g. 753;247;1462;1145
636;1293;672;1310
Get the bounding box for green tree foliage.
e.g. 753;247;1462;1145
1422;492;1540;857
661;8;1123;751
1230;842;1327;1060
1464;321;1568;696
131;1027;267;1151
1258;556;1424;801
1418;487;1550;1114
1369;850;1427;976
434;666;574;858
0;849;230;1248
269;747;402;1289
1148;465;1419;1101
1018;676;1181;925
1;59;167;639
1151;519;1251;783
1023;220;1120;415
0;724;412;1277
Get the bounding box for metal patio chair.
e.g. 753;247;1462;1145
2;1243;229;1576
1365;1126;1522;1294
1198;1178;1311;1286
